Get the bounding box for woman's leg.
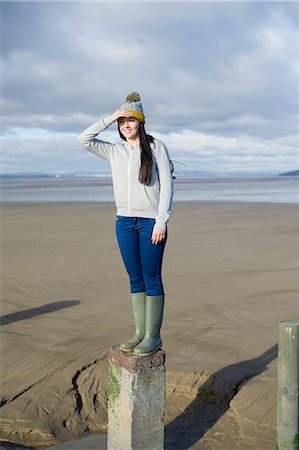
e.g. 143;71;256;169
115;216;146;351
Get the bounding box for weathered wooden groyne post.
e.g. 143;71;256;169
276;320;299;450
107;345;166;450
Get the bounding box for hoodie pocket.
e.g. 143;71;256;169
114;185;127;208
128;182;157;210
143;184;160;209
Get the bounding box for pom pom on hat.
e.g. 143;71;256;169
120;92;145;123
126;92;141;102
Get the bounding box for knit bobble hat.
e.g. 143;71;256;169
120;92;145;123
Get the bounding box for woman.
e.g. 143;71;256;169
77;92;173;356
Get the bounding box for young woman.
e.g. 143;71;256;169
77;92;173;356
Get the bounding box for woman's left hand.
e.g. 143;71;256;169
151;228;166;245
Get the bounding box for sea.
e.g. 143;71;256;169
1;174;298;204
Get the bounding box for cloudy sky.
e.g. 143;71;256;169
1;1;298;175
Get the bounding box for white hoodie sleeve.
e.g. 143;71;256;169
77;115;115;160
154;141;174;231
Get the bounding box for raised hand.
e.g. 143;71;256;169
111;109;133;122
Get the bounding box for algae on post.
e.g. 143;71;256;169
108;363;121;406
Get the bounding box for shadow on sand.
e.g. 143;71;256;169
0;300;81;326
165;344;278;449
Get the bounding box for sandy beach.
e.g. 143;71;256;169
0;201;298;449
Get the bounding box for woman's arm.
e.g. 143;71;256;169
77;110;131;160
153;141;174;233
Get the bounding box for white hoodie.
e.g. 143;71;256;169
77;115;173;230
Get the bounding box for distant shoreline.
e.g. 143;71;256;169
279;169;299;177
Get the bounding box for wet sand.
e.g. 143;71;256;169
0;201;298;449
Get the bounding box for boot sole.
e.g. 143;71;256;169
133;345;162;357
119;347;133;353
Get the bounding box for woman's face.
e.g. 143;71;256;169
118;116;140;142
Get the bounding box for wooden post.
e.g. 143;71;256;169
276;320;299;450
107;346;165;450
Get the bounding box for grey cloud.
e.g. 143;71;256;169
3;3;296;134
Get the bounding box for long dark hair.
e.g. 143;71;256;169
118;121;154;185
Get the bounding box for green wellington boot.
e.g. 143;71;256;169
133;295;164;356
119;292;146;352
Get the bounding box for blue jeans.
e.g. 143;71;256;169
115;216;167;296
